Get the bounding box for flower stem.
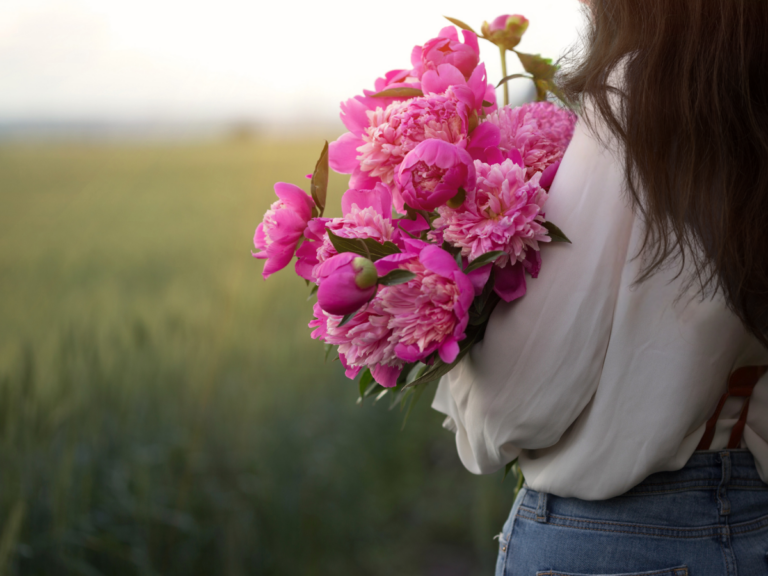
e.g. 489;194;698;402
499;46;509;107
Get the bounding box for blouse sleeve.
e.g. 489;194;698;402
432;118;637;474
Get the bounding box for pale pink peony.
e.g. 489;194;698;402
411;26;480;80
356;92;470;201
309;300;404;388
486;102;577;177
376;241;474;364
316;208;394;267
295;185;395;283
253;182;315;279
433;159;550;268
397;139;476;211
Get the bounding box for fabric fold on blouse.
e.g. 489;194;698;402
432;116;768;500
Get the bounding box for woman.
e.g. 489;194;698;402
433;1;768;574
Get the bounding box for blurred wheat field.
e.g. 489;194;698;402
0;138;517;576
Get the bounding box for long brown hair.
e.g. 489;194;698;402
559;0;768;346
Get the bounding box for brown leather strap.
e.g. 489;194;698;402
696;366;767;451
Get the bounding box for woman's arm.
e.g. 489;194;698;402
433;117;636;474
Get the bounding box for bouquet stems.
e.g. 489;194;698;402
499;46;509;107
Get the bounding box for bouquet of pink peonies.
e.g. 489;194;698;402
253;15;577;406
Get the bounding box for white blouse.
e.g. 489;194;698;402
432;115;768;500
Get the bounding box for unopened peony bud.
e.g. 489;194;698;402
481;14;529;51
316;253;378;316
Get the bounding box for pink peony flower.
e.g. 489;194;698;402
353;92;472;209
316;253;378;316
309;300;403;388
329;80;423;191
376;240;474;364
422;63;495;114
295;217;329;282
374;68;421;92
411;26;480;80
253;182;316;279
433;159;550;268
397;139;476;212
486;102;577;177
329;63;496;199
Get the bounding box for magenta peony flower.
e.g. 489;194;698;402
486;102;577;177
411;26;480;80
316;253;378;316
421;63;495;114
433;159;550;268
397;139;476;212
481;15;530;50
253;182;316;279
309;300;403;388
376;241;474;364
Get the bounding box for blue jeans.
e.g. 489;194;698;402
495;451;768;576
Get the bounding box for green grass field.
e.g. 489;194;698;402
0;138;517;575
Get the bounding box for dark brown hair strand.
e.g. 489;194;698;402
559;0;768;346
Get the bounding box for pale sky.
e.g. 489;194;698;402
0;0;587;125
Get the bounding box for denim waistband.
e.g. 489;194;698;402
626;450;768;495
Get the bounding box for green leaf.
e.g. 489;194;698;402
401;382;429;430
468;291;501;326
515;52;557;80
465;250;506;272
307;284;319;301
443;16;478;35
311;141;329;217
503;458;519;481
495;73;533;89
446;187;466;209
543;221;572;243
324;342;334;362
326;230;401;261
406;363;429;385
337;312;356;328
545;80;568;105
370;88;424;99
482;100;494;107
441;241;461;257
387;363;427;410
514;465;525;497
358;368;374;399
479;266;496;308
378;270;416;286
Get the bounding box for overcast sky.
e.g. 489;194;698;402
0;0;587;125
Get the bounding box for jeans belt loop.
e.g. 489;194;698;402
535;491;548;523
717;451;732;516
